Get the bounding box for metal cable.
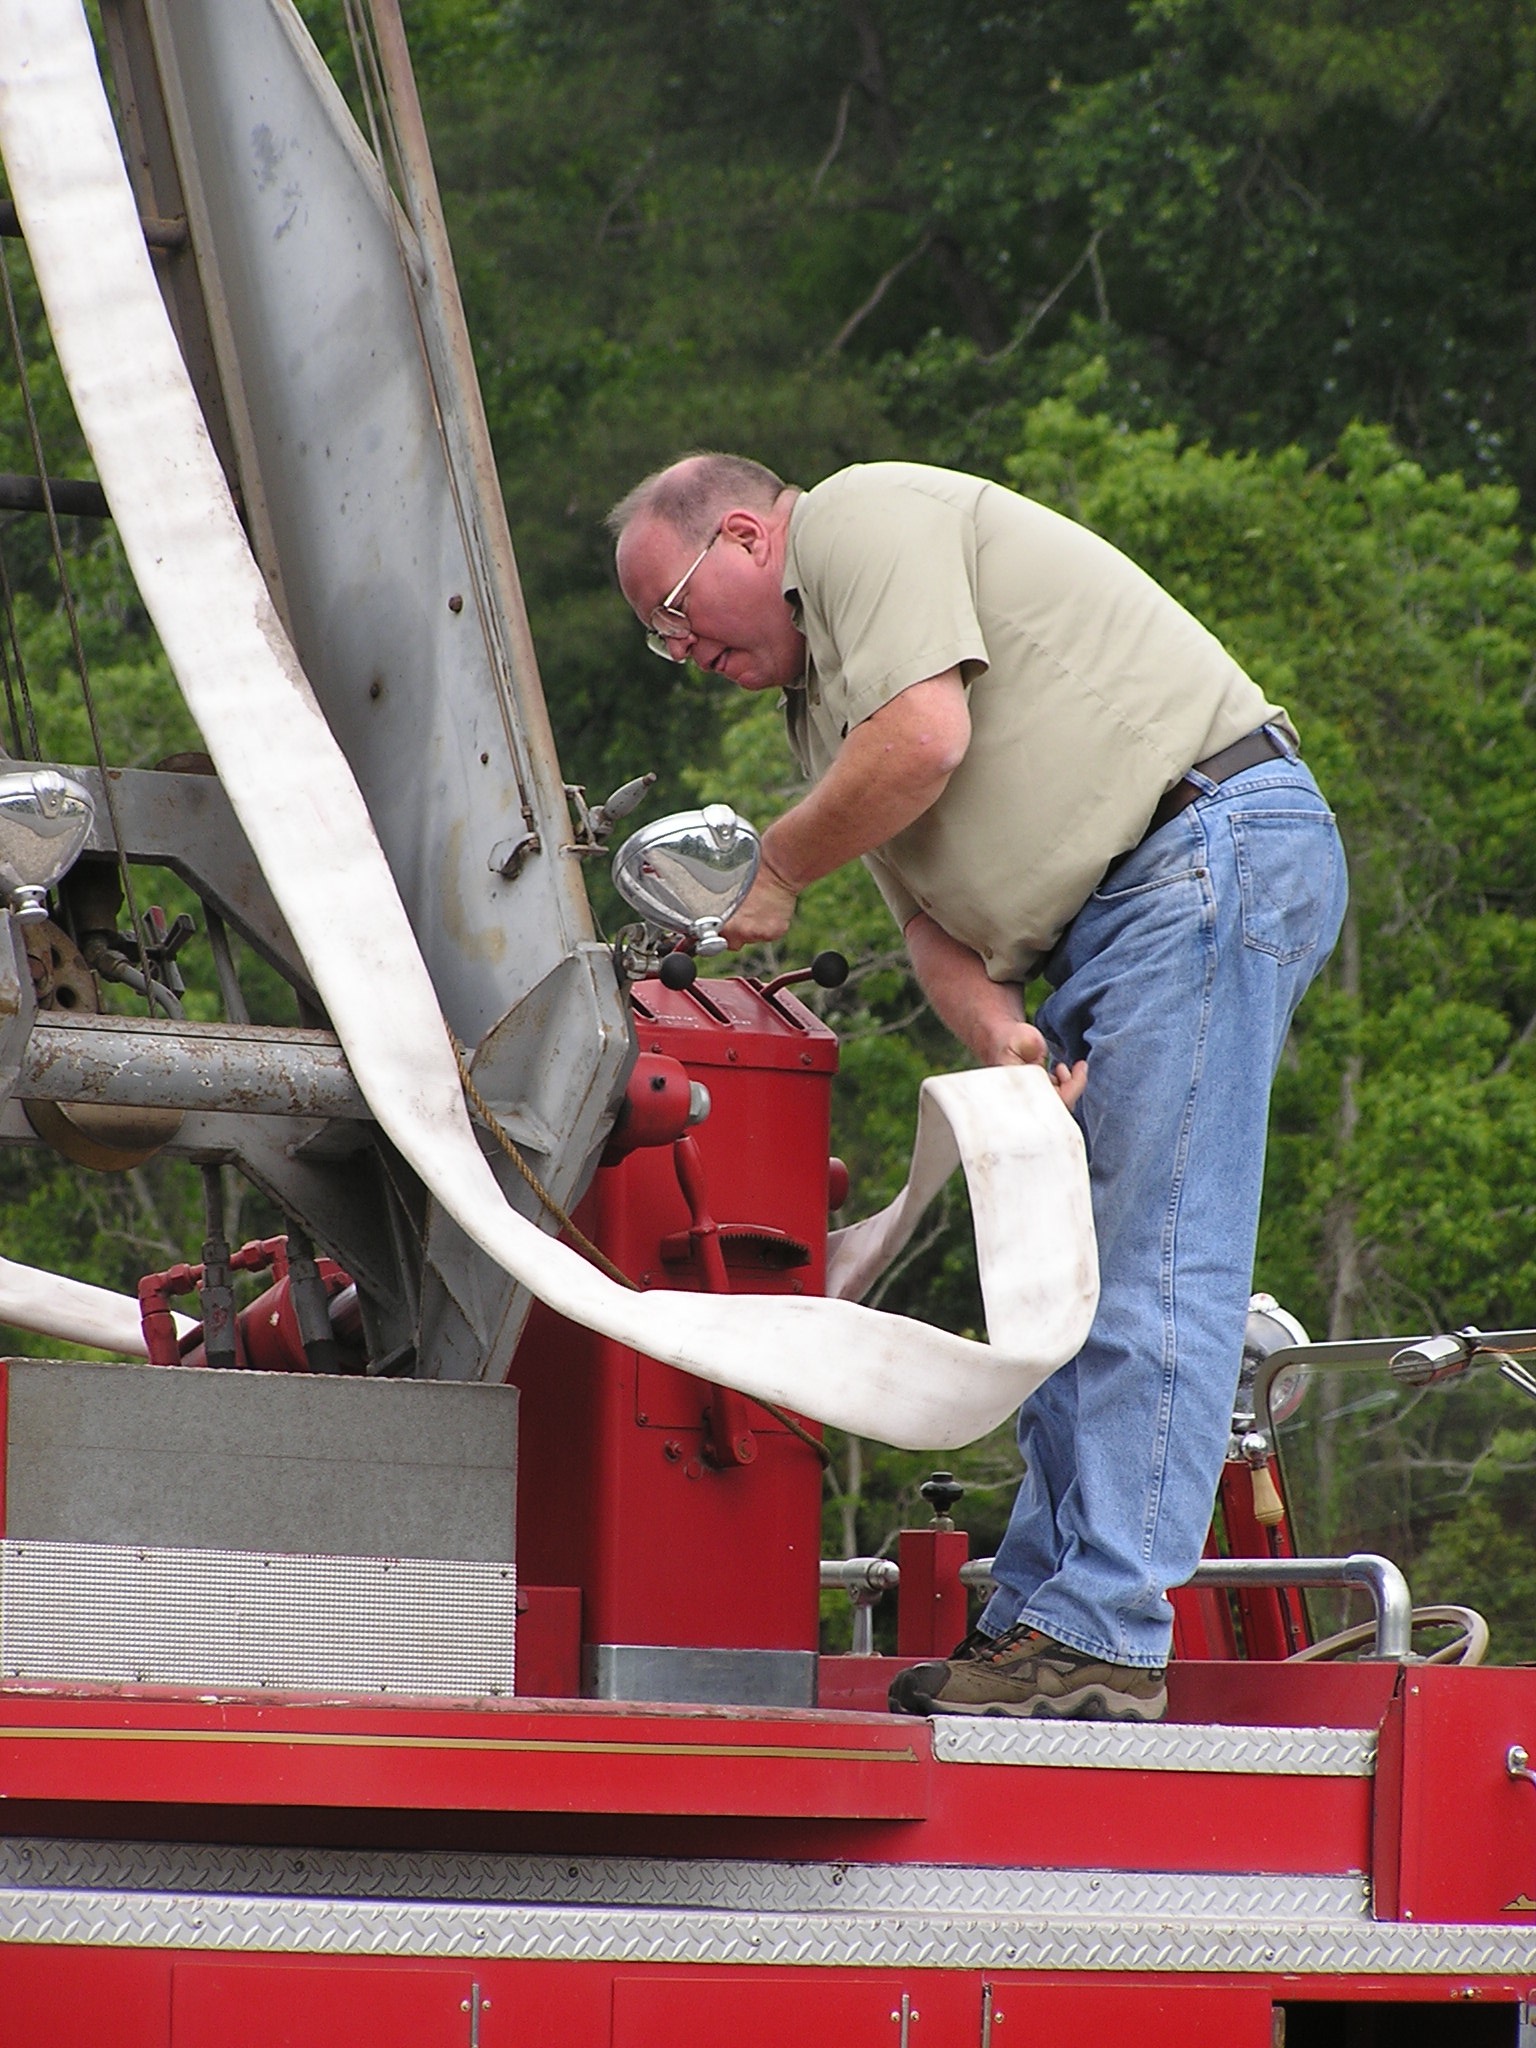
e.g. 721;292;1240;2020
0;529;39;755
340;0;539;837
0;237;154;1005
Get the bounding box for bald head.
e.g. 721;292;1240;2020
606;452;787;552
610;451;805;694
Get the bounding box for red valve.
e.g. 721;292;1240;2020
602;1052;696;1162
139;1236;358;1373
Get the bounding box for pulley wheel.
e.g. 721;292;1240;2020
22;1097;184;1173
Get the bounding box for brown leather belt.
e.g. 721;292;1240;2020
1143;726;1291;841
1100;728;1293;889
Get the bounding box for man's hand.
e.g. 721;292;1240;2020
986;1019;1089;1109
905;914;1089;1108
722;860;799;947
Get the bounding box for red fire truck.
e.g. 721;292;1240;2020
0;3;1532;2043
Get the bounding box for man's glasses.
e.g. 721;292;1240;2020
644;525;722;660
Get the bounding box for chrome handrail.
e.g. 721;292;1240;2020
824;1549;1415;1661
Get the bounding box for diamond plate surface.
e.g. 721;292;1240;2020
0;1539;515;1698
930;1718;1377;1776
3;1882;1535;1977
0;1837;1367;1922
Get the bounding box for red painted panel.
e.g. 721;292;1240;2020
0;1679;1383;1870
896;1530;970;1659
171;1962;477;2046
0;1693;928;1822
507;977;831;1660
1388;1665;1536;1924
820;1655;904;1714
1371;1681;1406;1921
989;1976;1273;2045
516;1587;582;1699
469;1959;613;2047
0;1945;171;2047
1167;1660;1400;1729
920;1747;1371;1877
613;1972;973;2048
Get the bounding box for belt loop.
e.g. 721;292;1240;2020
1262;720;1299;762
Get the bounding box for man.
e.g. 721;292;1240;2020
609;452;1346;1722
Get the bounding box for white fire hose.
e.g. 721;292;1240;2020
0;0;1097;1448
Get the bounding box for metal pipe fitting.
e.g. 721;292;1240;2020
16;1013;369;1120
820;1556;901;1658
819;1557;901;1594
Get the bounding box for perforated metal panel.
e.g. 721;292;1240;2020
0;1539;515;1697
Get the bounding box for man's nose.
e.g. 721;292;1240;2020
685;630;727;668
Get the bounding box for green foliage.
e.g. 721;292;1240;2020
1413;1427;1536;1661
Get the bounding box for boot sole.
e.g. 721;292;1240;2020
909;1685;1167;1724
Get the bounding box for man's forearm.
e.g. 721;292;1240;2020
723;672;970;946
760;672;970;889
904;913;1034;1064
905;914;1088;1103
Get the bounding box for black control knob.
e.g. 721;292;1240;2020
658;949;697;990
921;1470;965;1523
810;950;849;988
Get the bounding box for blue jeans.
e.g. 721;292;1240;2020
979;753;1348;1667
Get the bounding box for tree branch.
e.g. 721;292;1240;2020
1493;1002;1536;1075
985;227;1106;363
822;228;933;356
813;83;854;193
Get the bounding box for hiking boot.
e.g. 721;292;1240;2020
945;1624;996;1661
888;1623;1167;1722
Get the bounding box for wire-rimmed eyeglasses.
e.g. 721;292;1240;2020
644;524;723;660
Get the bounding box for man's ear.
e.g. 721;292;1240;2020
719;508;769;560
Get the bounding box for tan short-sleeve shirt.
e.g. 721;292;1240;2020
780;462;1294;980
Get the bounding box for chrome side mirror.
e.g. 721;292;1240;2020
611;804;760;956
0;768;95;923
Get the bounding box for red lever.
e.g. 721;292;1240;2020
672;1133;757;1468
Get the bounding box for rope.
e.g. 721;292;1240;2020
448;1029;831;1466
449;1028;637;1290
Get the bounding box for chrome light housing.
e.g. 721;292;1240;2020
0;768;95;923
610;803;760;956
